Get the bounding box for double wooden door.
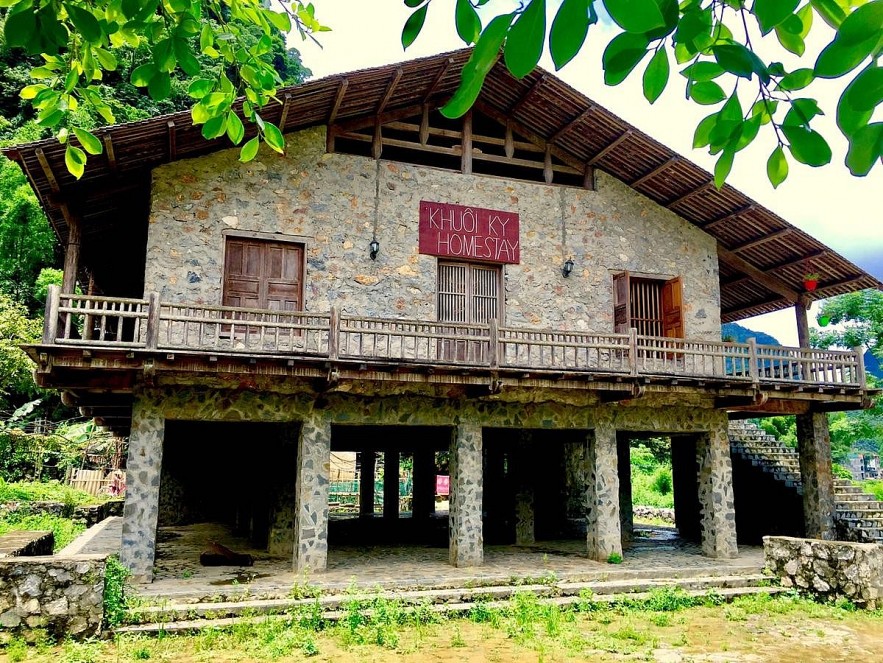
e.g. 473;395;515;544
223;237;304;312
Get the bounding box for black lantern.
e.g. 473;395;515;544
562;258;574;278
369;238;380;260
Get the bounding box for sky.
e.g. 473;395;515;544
288;1;882;346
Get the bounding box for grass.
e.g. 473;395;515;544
631;463;674;509
8;589;883;662
0;512;86;551
0;478;105;507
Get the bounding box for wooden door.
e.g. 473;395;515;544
661;276;684;339
223;237;303;311
613;271;631;334
437;261;501;362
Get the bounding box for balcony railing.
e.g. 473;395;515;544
41;287;867;390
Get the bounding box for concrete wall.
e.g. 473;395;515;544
0;554;106;641
145;126;721;339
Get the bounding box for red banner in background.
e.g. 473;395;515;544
419;200;520;264
435;475;450;496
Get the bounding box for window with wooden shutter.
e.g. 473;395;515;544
223;237;304;311
437;261;502;324
612;272;684;339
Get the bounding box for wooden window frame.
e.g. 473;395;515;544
613;271;683;339
221;234;306;312
437;260;505;325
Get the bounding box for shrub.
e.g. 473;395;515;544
103;556;130;628
651;467;673;495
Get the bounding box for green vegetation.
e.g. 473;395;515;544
0;511;85;551
630;442;674;509
103;556;130;629
0;477;101;505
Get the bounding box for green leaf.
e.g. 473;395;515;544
188;79;214;100
693;113;718;148
777;68;815;91
839;0;883;43
766;145;789;188
504;0;546;79
94;48;117;71
266;9;292;33
201;115;227;140
441;13;515;118
750;99;778;124
130;63;156;87
753;0;799;34
810;0;846;29
4;4;38;50
401;5;428;50
689;81;726;104
844;122;883;177
602;32;650;86
20;84;47;100
604;0;666;34
175;41;201;77
65;144;86;179
240;136;260;162
679;61;725;82
263;122;285;153
837;85;873;136
642;48;669;103
153;38;176;73
775;22;805;55
783;98;822;127
73;128;102;155
550;0;594;70
64;4;103;43
733;115;761;151
713;43;768;82
455;0;481;44
403;0;424;6
845;66;883;113
226;112;245;145
815;40;877;79
148;71;171;100
121;0;140;19
200;23;214;52
714;149;734;188
782;125;832;166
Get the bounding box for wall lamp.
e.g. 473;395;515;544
369;238;380;260
562;258;574;278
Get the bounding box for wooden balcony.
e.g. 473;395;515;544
30;288;872;421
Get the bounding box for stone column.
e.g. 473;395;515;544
412;448;436;520
449;423;483;567
383;450;400;520
796;412;836;540
617;433;634;547
513;431;535;546
586;415;622;561
120;394;164;583
564;439;588;535
293;414;331;573
697;416;738;558
359;449;375;518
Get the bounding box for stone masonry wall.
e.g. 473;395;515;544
145;126;721;339
764;536;883;608
0;554;106;641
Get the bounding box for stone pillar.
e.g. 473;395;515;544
564;439;588;533
586;415;622;561
359;449;375;518
412;448;436;519
697;417;738;558
513;432;535;546
383;450;400;520
617;433;634;547
120;395;164;583
796;412;836;540
449;423;483;567
293;414;331;573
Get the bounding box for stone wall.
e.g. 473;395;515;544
764;536;883;608
145;126;721;339
0;554;106;641
0;500;124;528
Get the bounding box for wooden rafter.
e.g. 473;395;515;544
35;148;60;193
550;106;595;144
376;67;403;115
631;157;679;187
586;129;632;165
103;135;117;173
729;228;792;253
701;204;756;230
666;180;715;209
422;57;453;103
723;296;789;321
328;78;348;124
509;74;548;116
717;244;800;302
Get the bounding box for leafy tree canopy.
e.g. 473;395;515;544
0;293;41;410
812;290;883;358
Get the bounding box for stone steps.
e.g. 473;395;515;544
116;582;785;635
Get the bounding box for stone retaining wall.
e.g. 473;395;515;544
0;554;107;641
633;506;676;524
0;499;124;528
764;535;883;608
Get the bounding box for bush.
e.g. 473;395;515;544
832;463;854;480
0;512;85;551
103;556;130;628
651;467;672;495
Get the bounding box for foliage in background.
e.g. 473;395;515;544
0;294;41;409
0;477;100;505
0;511;85;551
757;416;798;448
405;0;883;186
630;442;674;509
813;291;883;360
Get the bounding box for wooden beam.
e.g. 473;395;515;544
62;213;81;294
461;110;473;175
167;121;177;161
550;106;595;144
666;180;715;209
586;129;632;165
729;228;792;253
718;244;800;302
333;103;425;134
795;298;811;347
372;120;382;160
328;78;348;124
509;74;547;116
504;122;514;158
630;157;678;187
35;148;60;193
103;135;117;173
419;104;430;145
543;144;553;184
701;204;756;231
279;93;293;131
422;57;453;103
376;67;403;115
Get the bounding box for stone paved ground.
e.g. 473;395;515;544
73;518;764;603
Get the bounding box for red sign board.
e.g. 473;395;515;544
419;200;520;264
435;474;450;496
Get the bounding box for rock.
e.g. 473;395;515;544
0;610;21;628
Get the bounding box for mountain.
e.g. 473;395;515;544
721;322;780;347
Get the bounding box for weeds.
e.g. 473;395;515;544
607;552;623;564
103;556;130;629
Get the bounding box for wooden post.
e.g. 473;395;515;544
747;337;759;387
628;327;638;376
461;110;473;174
488;318;499;368
795;297;811;348
853;346;866;388
328;306;340;360
43;284;60;344
144;292;160;349
62;215;81;294
372;120;382;160
543;144;553;184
